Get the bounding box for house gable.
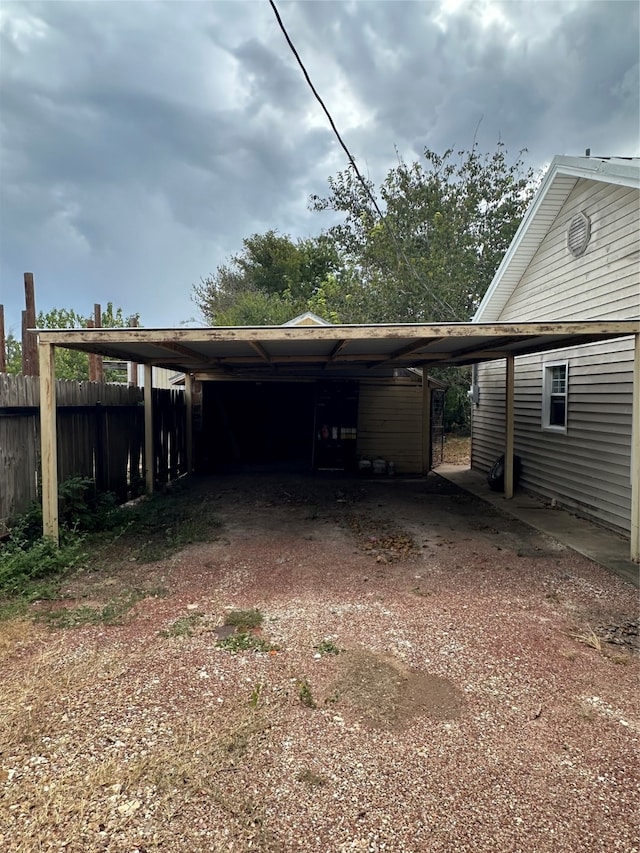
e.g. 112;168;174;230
474;156;640;322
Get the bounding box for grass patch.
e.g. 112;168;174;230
217;633;276;654
37;589;147;629
224;608;264;631
160;612;205;638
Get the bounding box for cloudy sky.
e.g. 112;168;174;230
0;0;638;333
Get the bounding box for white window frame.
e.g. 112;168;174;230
542;361;568;433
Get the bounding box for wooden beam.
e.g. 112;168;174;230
144;364;154;494
504;354;515;499
379;337;441;363
39;342;59;542
248;341;271;363
185;372;194;474
36;320;640;348
328;339;349;360
156;341;204;361
631;333;640;562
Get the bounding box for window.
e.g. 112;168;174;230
542;362;568;432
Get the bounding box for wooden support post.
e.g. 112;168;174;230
422;374;431;475
129;317;140;387
93;304;104;383
87;319;98;381
504;354;515;499
185;372;194;474
23;273;38;376
631;333;640;562
39;342;59;543
0;305;5;373
144;363;154;494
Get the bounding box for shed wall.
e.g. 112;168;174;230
357;382;423;473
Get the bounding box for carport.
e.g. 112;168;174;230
35;320;640;559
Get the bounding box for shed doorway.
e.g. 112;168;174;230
197;381;316;472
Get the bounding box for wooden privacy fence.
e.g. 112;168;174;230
0;373;186;533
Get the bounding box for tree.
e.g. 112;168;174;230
311;143;537;323
192;230;361;325
3;304;140;381
311;143;538;429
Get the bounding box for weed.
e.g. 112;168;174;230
160;612;205;638
224;608;264;631
249;682;265;708
568;626;603;653
38;590;145;629
314;639;342;656
0;536;86;601
217;633;275;654
297;678;316;708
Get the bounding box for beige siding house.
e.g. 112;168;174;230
472;156;640;533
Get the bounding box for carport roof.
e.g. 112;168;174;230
35;320;639;377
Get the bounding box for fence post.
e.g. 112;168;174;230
0;305;5;373
144;364;154;493
23;273;39;376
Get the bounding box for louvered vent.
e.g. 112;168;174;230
567;211;591;257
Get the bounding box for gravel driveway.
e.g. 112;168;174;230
2;472;638;852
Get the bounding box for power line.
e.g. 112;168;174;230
267;0;457;320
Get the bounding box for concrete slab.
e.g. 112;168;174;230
436;464;639;587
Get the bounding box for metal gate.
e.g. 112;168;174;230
430;388;446;469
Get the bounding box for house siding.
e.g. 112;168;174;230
499;181;639;322
473;175;639;533
357;382;423;473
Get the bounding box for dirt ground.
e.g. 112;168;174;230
1;472;638;852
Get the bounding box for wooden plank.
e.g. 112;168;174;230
39;343;58;542
35;320;640;346
504;355;515;499
144;364;154;493
248;341;271;363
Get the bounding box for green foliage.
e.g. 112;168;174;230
160;613;205;638
314;639;342;656
4;333;22;373
4;303;140;380
224;608;264;630
37;591;145;629
216;632;275;654
0;536;85;600
297;678;317;708
193;230;345;325
311;143;537;323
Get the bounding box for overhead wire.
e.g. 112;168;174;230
267;0;458;321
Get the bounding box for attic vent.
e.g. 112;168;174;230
567;211;591;257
